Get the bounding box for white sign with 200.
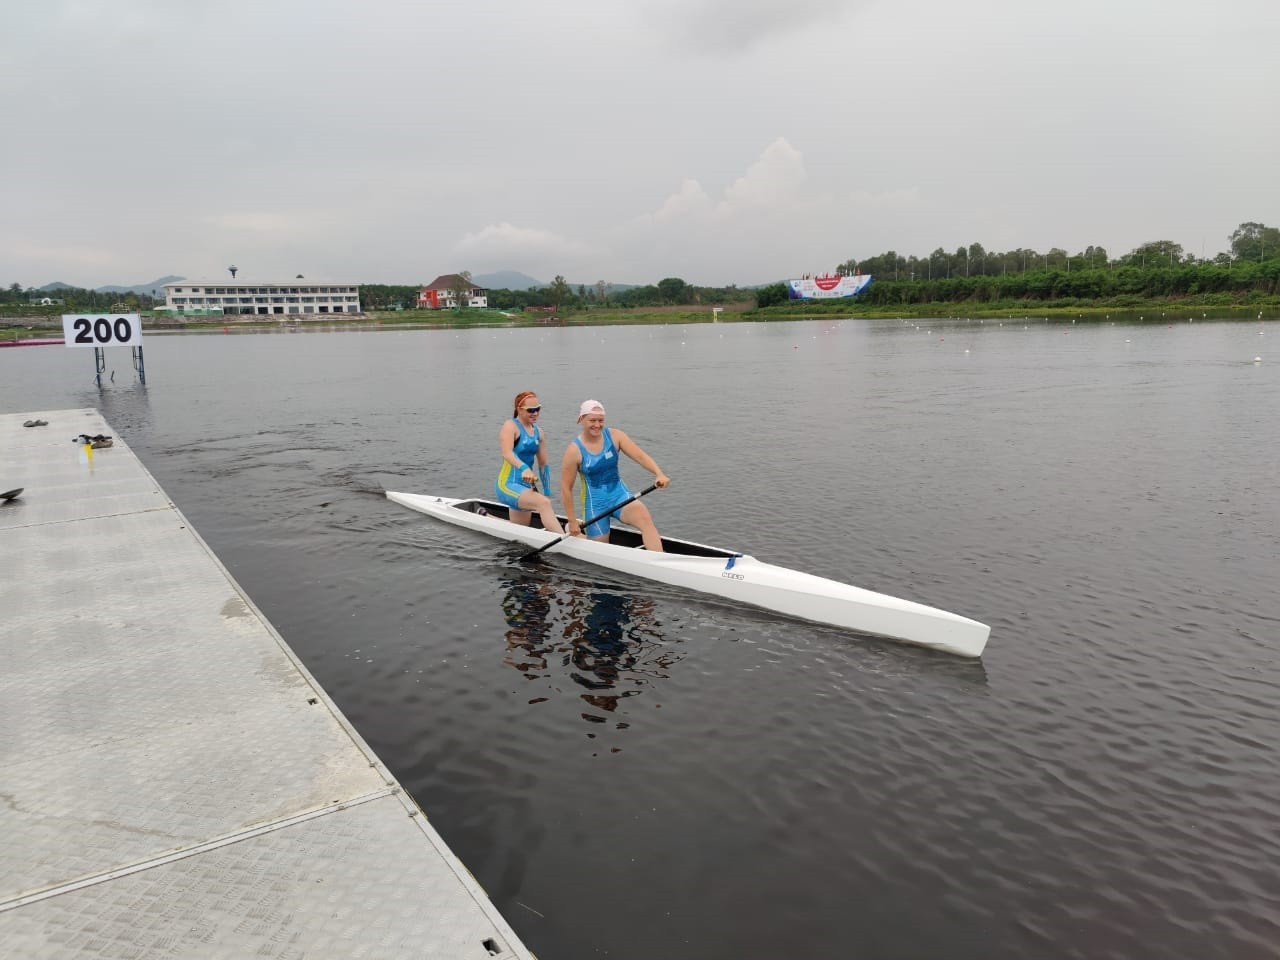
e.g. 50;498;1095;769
61;314;144;348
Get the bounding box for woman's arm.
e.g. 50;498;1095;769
560;444;583;533
499;422;533;482
612;428;670;488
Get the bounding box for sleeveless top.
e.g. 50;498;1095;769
574;428;625;493
496;418;541;494
509;418;541;469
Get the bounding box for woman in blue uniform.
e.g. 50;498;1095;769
496;390;563;533
560;399;669;552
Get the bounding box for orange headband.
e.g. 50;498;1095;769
513;391;537;416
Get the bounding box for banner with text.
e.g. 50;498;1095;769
786;275;873;300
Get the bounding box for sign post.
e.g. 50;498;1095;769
61;314;145;386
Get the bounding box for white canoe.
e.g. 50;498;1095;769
386;492;991;658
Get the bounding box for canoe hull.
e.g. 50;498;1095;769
386;492;990;658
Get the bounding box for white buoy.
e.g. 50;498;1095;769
1255;356;1262;363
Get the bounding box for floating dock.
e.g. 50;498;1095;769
0;409;534;958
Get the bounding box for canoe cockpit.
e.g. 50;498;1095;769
450;498;737;558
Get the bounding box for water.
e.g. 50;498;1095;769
3;318;1277;959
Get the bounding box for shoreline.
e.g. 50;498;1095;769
3;300;1275;340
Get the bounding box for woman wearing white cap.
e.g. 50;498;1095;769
560;399;670;552
496;390;564;534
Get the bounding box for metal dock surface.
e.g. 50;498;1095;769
0;409;535;959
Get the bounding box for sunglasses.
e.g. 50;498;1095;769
522;406;542;413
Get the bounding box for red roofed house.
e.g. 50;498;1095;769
417;275;488;309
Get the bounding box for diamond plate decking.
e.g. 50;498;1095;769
0;409;535;959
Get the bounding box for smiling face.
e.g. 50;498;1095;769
518;396;542;424
579;412;605;439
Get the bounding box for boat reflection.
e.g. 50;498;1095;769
500;575;681;735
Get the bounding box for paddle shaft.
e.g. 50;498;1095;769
520;483;659;561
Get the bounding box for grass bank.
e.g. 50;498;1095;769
5;294;1276;341
745;296;1279;323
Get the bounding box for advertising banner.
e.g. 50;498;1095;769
786;275;873;300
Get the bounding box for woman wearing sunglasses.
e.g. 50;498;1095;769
496;391;564;533
560;399;669;552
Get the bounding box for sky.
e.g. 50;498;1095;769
3;0;1278;289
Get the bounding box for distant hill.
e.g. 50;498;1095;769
97;276;185;295
473;270;543;290
38;276;185;296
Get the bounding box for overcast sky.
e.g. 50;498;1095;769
4;0;1277;288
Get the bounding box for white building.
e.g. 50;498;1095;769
162;281;362;316
417;274;488;309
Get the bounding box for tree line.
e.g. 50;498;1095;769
834;222;1278;283
0;283;160;314
756;221;1280;308
8;222;1277;316
357;275;753;312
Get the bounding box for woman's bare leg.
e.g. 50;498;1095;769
518;490;564;534
620;501;663;552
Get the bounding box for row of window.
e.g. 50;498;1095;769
174;305;351;314
168;286;358;295
171;296;360;304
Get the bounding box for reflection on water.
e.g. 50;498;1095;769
500;575;681;738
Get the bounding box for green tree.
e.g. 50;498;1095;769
1126;240;1183;267
967;243;986;276
1229;221;1280;262
656;277;689;304
754;282;788;308
547;275;571;311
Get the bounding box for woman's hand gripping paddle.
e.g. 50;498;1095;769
520;484;659;562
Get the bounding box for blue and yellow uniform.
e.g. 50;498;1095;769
573;427;632;537
495;418;542;509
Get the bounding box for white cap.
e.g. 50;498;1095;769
578;399;605;420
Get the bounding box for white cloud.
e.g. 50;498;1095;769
649;179;714;223
642;138;807;227
718;138;806;216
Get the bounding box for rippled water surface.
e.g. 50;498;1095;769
4;318;1277;959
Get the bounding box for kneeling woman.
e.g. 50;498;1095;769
560;399;669;552
496;391;564;533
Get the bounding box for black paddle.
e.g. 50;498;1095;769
520;483;659;562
